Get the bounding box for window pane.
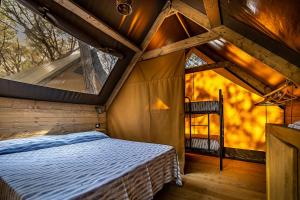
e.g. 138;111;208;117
185;53;207;69
0;0;117;94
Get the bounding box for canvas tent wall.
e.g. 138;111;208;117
108;51;185;171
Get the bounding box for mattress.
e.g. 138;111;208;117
185;101;219;113
185;134;220;151
0;131;181;200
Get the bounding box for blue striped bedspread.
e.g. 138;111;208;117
0;131;182;200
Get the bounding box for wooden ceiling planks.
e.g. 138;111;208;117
213;26;300;85
188;48;273;96
53;0;140;52
46;0;299;106
105;2;174;109
72;0;167;45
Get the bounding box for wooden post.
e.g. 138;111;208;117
219;89;224;172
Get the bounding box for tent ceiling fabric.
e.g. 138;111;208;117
219;0;300;66
197;43;300;97
146;14;208;51
204;40;286;88
182;13;208;36
71;0;167;45
2;0;299;105
146;15;188;51
181;0;206;15
197;44;300;97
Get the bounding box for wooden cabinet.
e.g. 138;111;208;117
266;124;300;200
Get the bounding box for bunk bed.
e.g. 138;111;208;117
185;89;224;171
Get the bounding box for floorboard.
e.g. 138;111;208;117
155;153;266;200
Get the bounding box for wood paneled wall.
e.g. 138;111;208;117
0;97;106;140
285;100;300;124
266;124;300;200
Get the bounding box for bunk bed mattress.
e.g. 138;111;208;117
185;101;219;113
185;134;220;151
0;133;181;200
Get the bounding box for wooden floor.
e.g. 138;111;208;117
155;153;266;200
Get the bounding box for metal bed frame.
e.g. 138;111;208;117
185;89;224;171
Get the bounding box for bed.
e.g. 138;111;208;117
0;131;182;200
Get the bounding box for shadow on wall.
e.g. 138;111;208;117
185;70;283;151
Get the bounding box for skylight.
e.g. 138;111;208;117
0;0;118;94
185;53;207;69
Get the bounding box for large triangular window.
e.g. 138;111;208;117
0;0;117;95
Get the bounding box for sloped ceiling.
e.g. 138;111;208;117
197;43;300;97
2;0;299;105
181;0;206;14
146;14;207;51
72;0;167;45
205;40;285;88
147;14;188;51
219;0;300;66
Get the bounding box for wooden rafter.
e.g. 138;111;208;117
172;1;300;86
53;0;140;53
141;31;219;61
225;65;273;95
213;26;300;85
188;48;273;96
106;3;174;108
203;0;221;28
172;0;211;30
106;0;299;108
175;13;190;37
186;47;213;63
185;61;229;74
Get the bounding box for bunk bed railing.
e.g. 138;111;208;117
184;89;224;172
185;97;192;150
219;89;224;172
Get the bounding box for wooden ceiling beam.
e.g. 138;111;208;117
106;3;174;109
171;1;300;87
185;61;229;74
187;48;273;95
225;64;273;95
172;0;211;30
203;0;222;28
53;0;141;52
141;31;219;61
213;26;300;85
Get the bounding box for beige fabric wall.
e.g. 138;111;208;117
108;51;185;171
